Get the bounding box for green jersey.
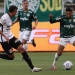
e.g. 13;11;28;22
50;15;75;38
18;9;37;31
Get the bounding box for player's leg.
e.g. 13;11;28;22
21;39;28;60
21;44;27;60
27;39;36;47
51;38;67;70
0;42;14;60
19;31;28;51
12;37;42;72
51;45;65;70
19;30;29;60
27;30;36;47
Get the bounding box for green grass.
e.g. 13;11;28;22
0;52;75;75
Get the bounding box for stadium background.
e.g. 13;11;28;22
0;0;75;52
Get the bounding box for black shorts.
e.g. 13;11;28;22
1;37;22;55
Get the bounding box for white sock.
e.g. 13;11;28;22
27;41;32;44
52;53;59;66
23;44;28;52
53;53;59;63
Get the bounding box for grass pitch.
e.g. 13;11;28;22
0;52;75;75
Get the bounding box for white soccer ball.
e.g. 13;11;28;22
63;61;73;70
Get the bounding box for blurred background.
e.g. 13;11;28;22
62;0;75;14
0;0;4;17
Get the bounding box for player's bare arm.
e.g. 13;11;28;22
49;14;53;19
49;14;61;23
32;14;38;30
12;18;19;25
35;19;38;26
32;19;38;30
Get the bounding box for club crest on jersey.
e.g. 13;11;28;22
69;19;72;22
6;0;40;13
27;14;30;17
73;19;75;22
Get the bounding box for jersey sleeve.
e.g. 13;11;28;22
32;12;38;20
0;18;3;31
0;19;2;31
0;18;5;26
50;16;62;23
1;16;12;26
0;19;2;25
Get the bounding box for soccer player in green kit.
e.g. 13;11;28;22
13;0;37;52
49;7;75;70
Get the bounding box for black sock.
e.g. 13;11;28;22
0;54;14;60
22;52;34;69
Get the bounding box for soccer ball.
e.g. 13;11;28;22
63;61;73;70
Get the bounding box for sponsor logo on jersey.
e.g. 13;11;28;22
64;19;67;21
64;24;74;28
20;17;29;21
6;0;40;13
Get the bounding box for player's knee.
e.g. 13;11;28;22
22;40;27;44
20;48;25;53
58;52;62;56
58;54;62;56
18;45;26;53
23;44;28;51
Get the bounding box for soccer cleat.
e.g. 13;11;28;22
31;39;36;47
31;67;42;72
51;66;56;70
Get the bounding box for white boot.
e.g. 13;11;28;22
31;67;42;72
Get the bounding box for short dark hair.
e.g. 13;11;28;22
22;0;28;2
9;5;18;12
66;7;72;12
